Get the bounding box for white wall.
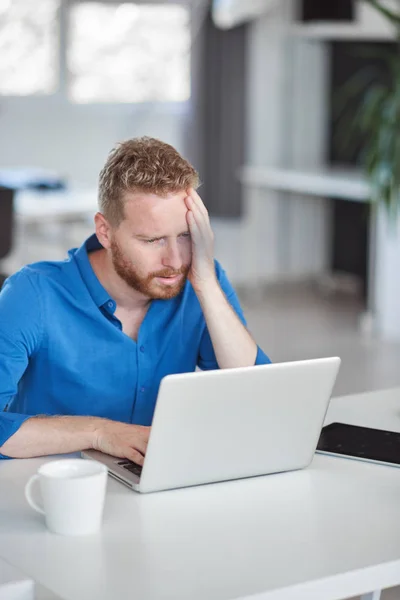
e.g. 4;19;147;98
0;96;184;186
0;0;189;187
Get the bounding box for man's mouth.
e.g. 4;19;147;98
155;274;182;284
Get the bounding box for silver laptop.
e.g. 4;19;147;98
82;357;341;493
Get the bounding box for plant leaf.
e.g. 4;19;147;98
363;0;400;26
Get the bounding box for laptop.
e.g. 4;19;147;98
82;357;341;493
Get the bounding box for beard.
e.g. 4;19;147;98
110;238;190;300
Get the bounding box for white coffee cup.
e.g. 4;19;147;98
24;459;108;536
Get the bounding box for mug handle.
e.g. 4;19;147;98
25;474;45;514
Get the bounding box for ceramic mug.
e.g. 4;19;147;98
25;458;108;535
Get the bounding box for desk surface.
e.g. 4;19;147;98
0;387;400;600
15;189;98;222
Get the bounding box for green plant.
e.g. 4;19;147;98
335;0;400;217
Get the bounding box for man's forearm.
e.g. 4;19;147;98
0;415;99;458
196;280;258;369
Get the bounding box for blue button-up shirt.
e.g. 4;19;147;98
0;235;270;453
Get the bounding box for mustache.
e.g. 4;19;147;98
150;265;189;279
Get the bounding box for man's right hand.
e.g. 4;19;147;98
92;420;151;465
0;415;151;461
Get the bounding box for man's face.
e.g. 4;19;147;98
109;190;192;300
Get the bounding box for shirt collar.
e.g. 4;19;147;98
72;234;114;309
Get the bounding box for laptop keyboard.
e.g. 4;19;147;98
117;460;143;477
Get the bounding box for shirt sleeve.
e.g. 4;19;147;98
0;269;43;455
197;261;271;370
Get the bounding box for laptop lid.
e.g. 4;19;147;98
136;357;340;493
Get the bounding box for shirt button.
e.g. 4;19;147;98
140;386;146;393
108;301;113;308
140;345;145;353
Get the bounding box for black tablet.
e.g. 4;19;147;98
316;422;400;466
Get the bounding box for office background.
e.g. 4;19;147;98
1;2;400;598
1;0;400;398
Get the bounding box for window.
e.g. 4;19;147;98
68;3;191;104
0;0;60;96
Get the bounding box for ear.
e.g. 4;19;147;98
94;212;113;249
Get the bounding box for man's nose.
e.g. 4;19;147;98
162;241;182;270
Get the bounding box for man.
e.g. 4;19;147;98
0;137;270;463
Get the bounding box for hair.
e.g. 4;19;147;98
98;136;200;226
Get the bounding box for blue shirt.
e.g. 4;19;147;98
0;234;270;454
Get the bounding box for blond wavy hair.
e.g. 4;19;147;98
98;137;200;226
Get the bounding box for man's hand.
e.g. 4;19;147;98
185;188;216;292
92;420;151;465
183;188;260;370
0;415;151;461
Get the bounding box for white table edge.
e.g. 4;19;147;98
237;558;400;600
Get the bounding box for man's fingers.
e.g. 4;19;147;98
188;188;209;220
133;436;148;456
186;209;201;241
126;448;145;466
186;198;210;235
188;187;205;208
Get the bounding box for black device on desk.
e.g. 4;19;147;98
317;422;400;467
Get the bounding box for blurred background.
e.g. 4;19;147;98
2;0;400;398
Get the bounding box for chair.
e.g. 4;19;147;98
0;187;14;289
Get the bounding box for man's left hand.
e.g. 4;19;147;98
185;188;216;292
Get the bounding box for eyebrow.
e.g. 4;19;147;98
136;231;190;241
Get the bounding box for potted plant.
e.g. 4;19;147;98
335;0;400;339
336;0;400;215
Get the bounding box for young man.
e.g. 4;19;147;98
0;137;270;463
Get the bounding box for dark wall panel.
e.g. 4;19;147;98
300;0;354;22
327;42;397;299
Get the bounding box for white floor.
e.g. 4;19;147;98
240;284;400;398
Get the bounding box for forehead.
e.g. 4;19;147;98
122;190;188;235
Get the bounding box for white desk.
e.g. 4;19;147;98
0;556;34;600
0;556;62;600
14;189;98;225
2;188;98;270
0;388;399;600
